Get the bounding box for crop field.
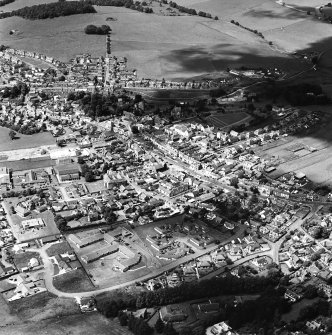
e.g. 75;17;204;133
0;4;306;79
205;112;251;128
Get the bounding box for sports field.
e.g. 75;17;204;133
257;114;332;186
205;112;251;128
0;3;306;79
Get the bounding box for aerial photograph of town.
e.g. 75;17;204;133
1;0;332;334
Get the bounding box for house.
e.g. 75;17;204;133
160;304;188;323
206;321;238;335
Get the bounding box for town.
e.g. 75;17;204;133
1;38;332;335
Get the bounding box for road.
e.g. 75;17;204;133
26;225;246;298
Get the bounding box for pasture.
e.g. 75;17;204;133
0;4;305;79
0;127;55;152
175;0;332;67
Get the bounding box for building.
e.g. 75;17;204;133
160;304;188;323
159;181;189;198
81;244;119;263
68;232;104;249
21;218;45;230
54;163;81;183
206;321;238;335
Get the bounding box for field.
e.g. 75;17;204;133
0;4;306;79
0;313;133;335
53;268;95;292
0;127;55;152
205;111;251;128
0;292;131;335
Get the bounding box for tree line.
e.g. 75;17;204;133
0;0;15;7
86;0;153;14
0;1;96;20
96;272;282;316
168;1;216;19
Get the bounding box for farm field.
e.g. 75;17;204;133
175;0;332;67
0;127;55;151
0;4;306;79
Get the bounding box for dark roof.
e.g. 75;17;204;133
55;163;81;175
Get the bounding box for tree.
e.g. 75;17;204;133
155;318;164;334
163;323;178;335
304;285;318;299
118;311;128;326
85;172;94;182
54;215;67;231
9;130;16;140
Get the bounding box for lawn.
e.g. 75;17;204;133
0;127;55;152
53;268;95;293
46;241;74;257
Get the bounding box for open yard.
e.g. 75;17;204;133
0;127;55;152
86;255;150;288
0;4;306;80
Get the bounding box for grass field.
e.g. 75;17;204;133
46;241;74;257
0;4;306;79
0;312;133;335
0;127;55;152
53;268;95;292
